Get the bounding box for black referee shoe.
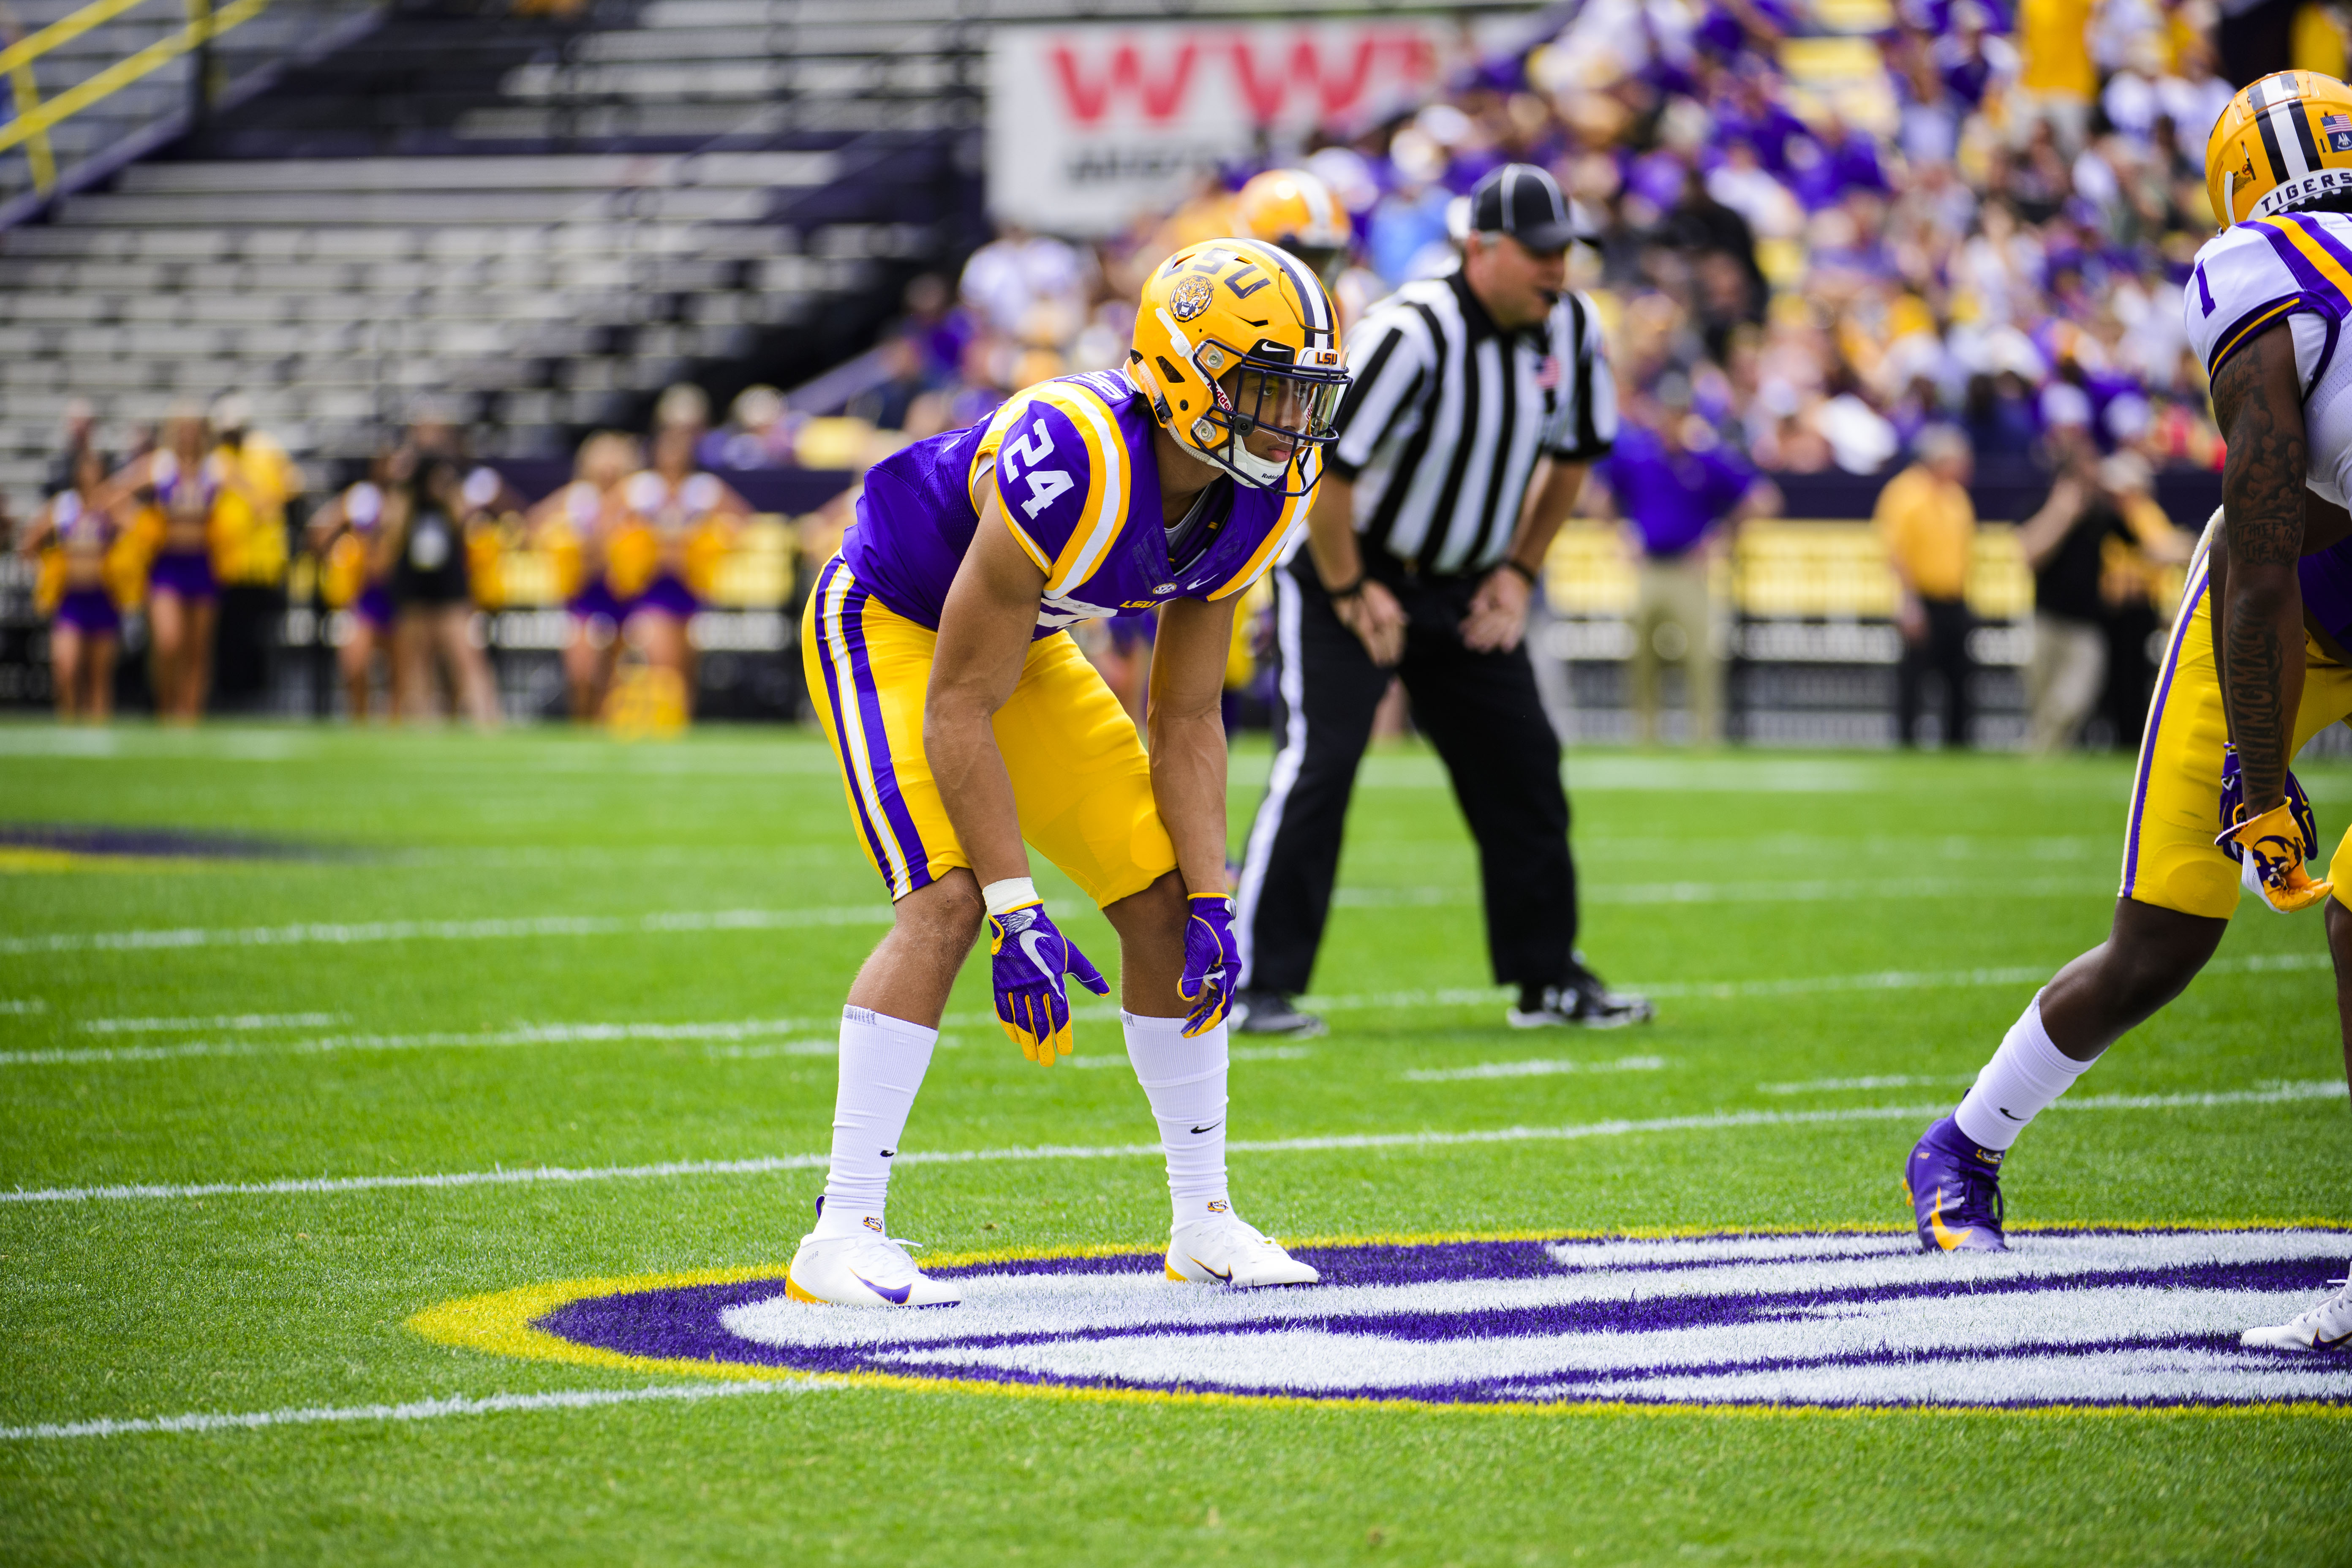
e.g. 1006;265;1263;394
1231;989;1328;1039
1507;963;1654;1029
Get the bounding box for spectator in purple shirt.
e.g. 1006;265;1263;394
1592;378;1781;745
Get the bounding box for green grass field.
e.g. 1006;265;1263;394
2;721;2348;1566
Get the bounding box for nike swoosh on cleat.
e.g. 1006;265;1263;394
1998;1107;2023;1120
1927;1187;1974;1251
1190;1122;1222;1135
850;1271;914;1305
2315;1327;2352;1349
1188;1255;1233;1282
879;1148;897;1158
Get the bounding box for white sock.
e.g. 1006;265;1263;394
814;1006;937;1239
1952;993;2095;1152
1124;1011;1231;1224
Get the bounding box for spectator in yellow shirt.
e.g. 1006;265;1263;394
1876;426;1979;748
2013;0;2099;155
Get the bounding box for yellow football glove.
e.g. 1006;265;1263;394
2216;800;2333;913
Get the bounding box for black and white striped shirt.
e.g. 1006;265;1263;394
1320;269;1616;577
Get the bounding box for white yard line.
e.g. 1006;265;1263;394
0;1018;840;1068
1335;877;2109;909
80;1013;347;1034
1402;1055;1670;1083
1065;1045;1317;1070
0;1380;828;1441
1759;1074;1978;1095
4;1084;2339;1206
0;906;894;957
7;869;2259;959
5;953;2332;1070
0;999;47;1014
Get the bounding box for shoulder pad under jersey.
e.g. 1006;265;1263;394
2187;215;2352;379
969;376;1136;597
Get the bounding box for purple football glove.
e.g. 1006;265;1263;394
1179;894;1240;1037
987;900;1109;1065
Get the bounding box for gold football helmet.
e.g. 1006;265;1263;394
2206;69;2352;225
1128;238;1348;493
1233;168;1354;286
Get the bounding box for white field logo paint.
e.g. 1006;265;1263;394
514;1229;2352;1408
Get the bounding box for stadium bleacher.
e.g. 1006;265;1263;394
0;0;984;497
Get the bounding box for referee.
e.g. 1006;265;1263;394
1232;163;1652;1037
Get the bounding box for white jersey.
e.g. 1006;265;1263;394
2185;211;2352;504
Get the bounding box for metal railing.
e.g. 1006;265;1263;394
0;0;271;196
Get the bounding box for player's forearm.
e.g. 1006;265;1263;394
1146;705;1230;898
1303;474;1364;588
2211;326;2314;812
925;696;1030;885
2219;561;2307;810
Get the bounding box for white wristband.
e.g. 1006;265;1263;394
982;877;1040;917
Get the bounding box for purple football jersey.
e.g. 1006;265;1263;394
843;369;1316;637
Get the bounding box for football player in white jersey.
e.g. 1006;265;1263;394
1901;71;2352;1353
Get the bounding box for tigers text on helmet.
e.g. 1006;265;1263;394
2207;70;2352;225
1128;238;1348;494
1233;169;1354;287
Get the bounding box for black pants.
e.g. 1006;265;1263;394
1235;555;1577;996
1896;595;1974;747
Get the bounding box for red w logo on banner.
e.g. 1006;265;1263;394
1048;41;1201;125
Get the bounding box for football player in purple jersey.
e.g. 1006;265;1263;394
788;240;1349;1306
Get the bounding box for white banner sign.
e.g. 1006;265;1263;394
987;19;1465;236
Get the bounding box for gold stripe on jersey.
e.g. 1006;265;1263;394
2213;299;2300;373
2254;214;2352;299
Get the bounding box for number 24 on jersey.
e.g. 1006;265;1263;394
1000;418;1074;520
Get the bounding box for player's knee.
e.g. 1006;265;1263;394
896;874;984;953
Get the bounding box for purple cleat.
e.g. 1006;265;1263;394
1903;1116;2007;1253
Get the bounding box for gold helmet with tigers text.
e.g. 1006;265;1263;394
1129;237;1348;493
1233;169;1354;286
2207;70;2352;225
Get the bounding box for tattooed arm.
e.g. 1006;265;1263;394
2209;324;2310;816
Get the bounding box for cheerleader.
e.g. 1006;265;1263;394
306;458;401;719
603;388;749;718
527;430;640;721
387;457;500;728
106;408;226;723
19;448;123;721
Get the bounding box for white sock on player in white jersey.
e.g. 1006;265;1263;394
1123;1011;1230;1222
813;1006;937;1240
1953;992;2095;1152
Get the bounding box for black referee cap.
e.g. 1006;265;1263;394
1467;163;1591;254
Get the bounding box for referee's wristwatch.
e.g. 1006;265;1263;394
1326;572;1369;601
1498;558;1540;588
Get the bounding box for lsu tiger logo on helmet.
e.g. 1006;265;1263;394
2207;70;2352;225
1128;237;1349;495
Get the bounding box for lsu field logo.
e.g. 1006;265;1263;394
414;1228;2352;1410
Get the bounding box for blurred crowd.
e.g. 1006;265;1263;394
5;0;2303;745
682;0;2252;496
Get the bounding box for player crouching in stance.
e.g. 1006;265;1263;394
1905;71;2352;1352
788;240;1347;1307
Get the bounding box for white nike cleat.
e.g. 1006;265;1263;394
2240;1276;2352;1351
786;1232;964;1308
1165;1211;1320;1287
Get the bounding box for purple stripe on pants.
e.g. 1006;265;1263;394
2121;569;2209;900
812;558;904;894
830;564;933;897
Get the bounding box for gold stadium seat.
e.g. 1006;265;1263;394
1542;520;2031;626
